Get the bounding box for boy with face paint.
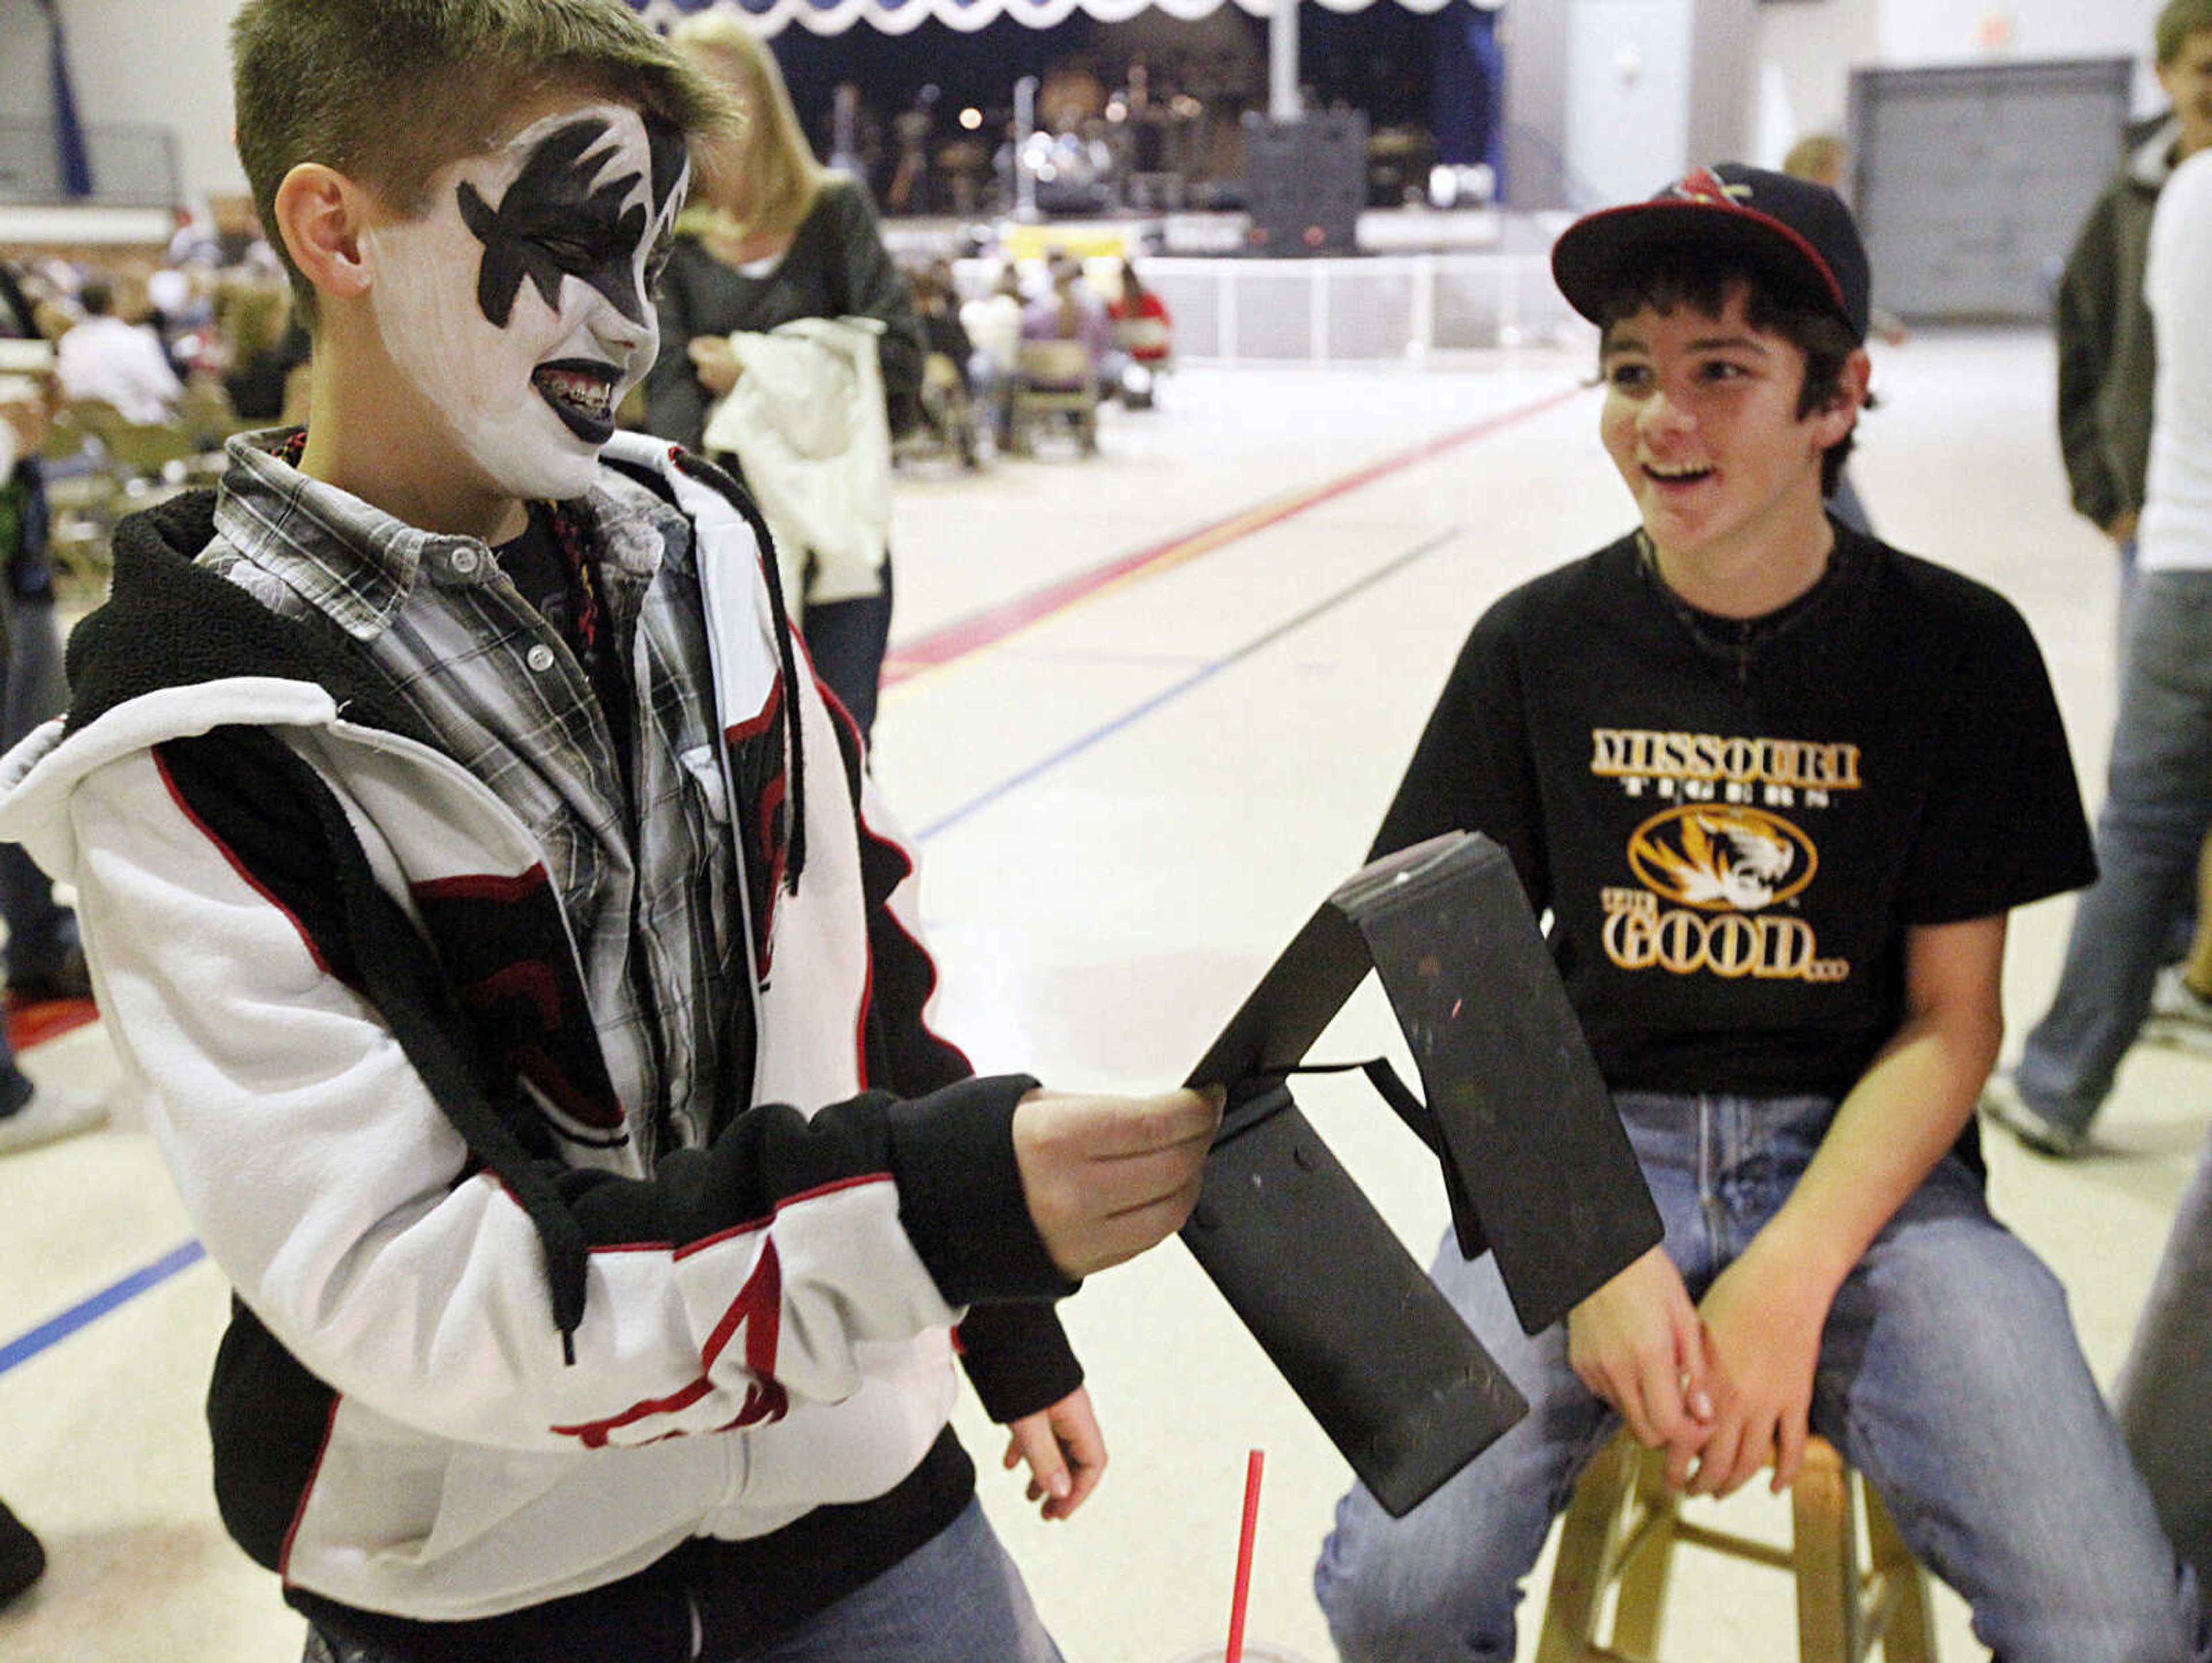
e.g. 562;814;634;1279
1312;167;2212;1663
0;4;1219;1660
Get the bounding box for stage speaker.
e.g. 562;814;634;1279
1241;112;1369;256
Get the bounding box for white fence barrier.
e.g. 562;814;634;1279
946;250;1592;365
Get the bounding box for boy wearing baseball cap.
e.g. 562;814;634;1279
1313;165;2210;1661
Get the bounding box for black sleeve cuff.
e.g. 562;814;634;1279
885;1073;1077;1306
956;1300;1084;1423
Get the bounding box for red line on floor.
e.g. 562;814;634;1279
880;381;1588;685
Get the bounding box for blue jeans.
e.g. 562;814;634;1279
2116;1120;2212;1590
742;1497;1060;1662
304;1499;1058;1663
1313;1092;2207;1663
800;558;893;747
2014;567;2212;1136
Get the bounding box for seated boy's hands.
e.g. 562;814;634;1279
1684;1238;1832;1499
1012;1086;1224;1277
1001;1385;1106;1521
1567;1244;1717;1480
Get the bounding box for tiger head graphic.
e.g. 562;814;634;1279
1626;804;1817;912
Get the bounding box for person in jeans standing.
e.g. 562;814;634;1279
1983;143;2212;1158
2054;0;2212;607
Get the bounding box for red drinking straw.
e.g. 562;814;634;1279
1225;1448;1264;1663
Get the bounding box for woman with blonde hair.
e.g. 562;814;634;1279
645;15;923;741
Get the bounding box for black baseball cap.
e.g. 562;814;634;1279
1551;163;1871;343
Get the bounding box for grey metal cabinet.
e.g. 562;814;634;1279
1848;58;2133;322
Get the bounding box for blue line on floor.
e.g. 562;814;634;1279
0;1238;207;1376
916;526;1460;843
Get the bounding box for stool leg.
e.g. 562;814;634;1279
1792;1440;1860;1663
1611;1444;1680;1656
1537;1437;1636;1663
1863;1480;1936;1663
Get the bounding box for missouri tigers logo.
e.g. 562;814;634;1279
1626;805;1816;912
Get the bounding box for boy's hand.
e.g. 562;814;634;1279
1567;1243;1716;1478
1001;1385;1106;1521
1684;1238;1832;1498
687;335;741;396
2106;508;2140;546
1012;1086;1224;1277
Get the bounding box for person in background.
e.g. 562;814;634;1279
52;274;183;426
1775;131;1906;358
1980;9;2212;1162
960;262;1025;450
1021;252;1115;389
0;366;107;1154
910;261;979;468
2055;0;2212;609
2047;0;2212;1044
2118;1100;2212;1591
2146;835;2212;1049
911;259;974;391
166;205;225;270
642;14;923;744
217;278;311;424
1107;257;1171;408
146;264;219;381
1777;131;1902;536
2098;139;2212;1609
1108;259;1170;362
0;263;92;1010
0;1496;46;1612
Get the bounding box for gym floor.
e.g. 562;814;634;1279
2;329;2199;1662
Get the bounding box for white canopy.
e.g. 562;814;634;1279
632;0;1455;40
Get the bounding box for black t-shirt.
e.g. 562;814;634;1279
1373;524;2096;1102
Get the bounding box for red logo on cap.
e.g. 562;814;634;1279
1669;167;1752;209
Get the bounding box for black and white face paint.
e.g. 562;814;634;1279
366;102;687;503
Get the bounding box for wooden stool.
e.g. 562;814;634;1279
1536;1431;1935;1663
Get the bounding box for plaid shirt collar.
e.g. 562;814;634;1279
212;428;681;638
206;427;740;1156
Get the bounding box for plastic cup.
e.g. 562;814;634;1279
1165;1646;1315;1663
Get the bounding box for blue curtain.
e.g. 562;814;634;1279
1429;4;1500;173
37;0;94;199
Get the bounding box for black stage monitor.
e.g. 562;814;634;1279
1242;112;1368;257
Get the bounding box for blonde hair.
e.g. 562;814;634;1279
1781;132;1849;189
671;14;824;240
2160;0;2212;64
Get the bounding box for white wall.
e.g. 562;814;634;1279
1877;0;2162;78
2;0;247;210
1751;0;1881;160
1755;0;2169;164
